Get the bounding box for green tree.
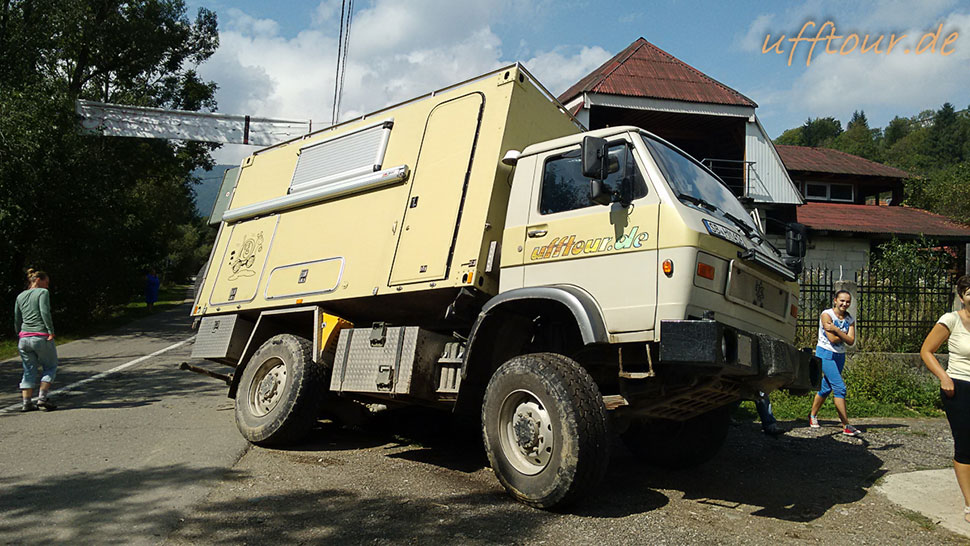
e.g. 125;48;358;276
834;110;881;161
905;162;970;225
883;116;912;148
0;0;219;331
774;127;804;146
926;102;967;167
801;116;842;147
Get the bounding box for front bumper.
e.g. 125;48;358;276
659;319;821;393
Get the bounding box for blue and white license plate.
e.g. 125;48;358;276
703;219;745;248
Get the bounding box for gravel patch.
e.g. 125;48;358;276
164;412;968;545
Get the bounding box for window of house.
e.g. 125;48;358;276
803;181;854;202
829;184;853;201
805;182;828;199
539;142;647;215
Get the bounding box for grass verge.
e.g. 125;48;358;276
0;284;191;361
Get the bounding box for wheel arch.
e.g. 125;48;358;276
454;285;609;416
228;306;320;398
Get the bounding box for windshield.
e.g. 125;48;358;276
642;135;760;234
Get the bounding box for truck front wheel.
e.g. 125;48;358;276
620;405;731;469
482;353;609;509
235;334;327;446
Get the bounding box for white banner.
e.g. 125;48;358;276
76;100;312;146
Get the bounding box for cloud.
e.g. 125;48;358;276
780;12;970;126
738;1;969;133
524;45;612;96
736;13;776;52
199;0;613;164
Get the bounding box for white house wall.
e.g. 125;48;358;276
745;116;804;205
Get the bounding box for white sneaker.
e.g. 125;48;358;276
809;414;820;428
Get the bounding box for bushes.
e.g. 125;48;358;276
844;354;941;409
737;353;943;420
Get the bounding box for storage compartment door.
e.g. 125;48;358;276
208;215;279;306
388;93;483;285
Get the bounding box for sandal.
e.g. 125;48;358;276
964;505;970;523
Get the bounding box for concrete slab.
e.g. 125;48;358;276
877;468;970;538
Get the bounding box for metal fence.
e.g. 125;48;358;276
797;265;956;352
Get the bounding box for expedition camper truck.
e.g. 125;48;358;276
189;64;819;508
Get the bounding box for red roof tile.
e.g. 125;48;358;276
558;38;757;108
776;145;911;179
798;203;970;237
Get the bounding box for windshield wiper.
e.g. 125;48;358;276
678;193;717;212
681;193;764;244
722;211;764;244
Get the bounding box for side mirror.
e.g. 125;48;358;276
785;222;807;257
589;180;612;206
581;136;609;180
783;256;804;276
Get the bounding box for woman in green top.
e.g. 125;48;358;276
14;269;58;412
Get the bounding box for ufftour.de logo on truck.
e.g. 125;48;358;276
530;225;649;261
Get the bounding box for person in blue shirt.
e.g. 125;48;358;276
145;269;161;312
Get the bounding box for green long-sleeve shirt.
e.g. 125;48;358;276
14;288;54;335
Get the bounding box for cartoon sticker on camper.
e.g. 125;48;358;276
227;232;264;281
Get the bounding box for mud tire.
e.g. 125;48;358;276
235;334;327;446
620;405;732;469
482;353;609;509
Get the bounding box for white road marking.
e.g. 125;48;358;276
1;335;196;414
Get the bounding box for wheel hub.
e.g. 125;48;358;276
257;372;280;401
498;390;554;475
513;412;541;451
248;358;287;417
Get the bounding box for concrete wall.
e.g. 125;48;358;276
803;236;871;279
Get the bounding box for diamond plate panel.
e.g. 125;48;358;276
331;326;451;398
191;315;254;360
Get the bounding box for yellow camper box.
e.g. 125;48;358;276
192;65;580;323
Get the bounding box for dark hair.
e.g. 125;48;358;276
26;268;48;284
957;275;970;298
833;289;851;301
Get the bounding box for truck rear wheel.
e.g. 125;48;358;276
620;405;731;469
482;353;609;509
235;334;327;446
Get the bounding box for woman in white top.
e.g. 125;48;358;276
808;290;860;436
921;275;970;523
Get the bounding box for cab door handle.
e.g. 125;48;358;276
527;229;547;238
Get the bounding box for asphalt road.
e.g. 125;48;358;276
2;303;969;545
0;302;247;545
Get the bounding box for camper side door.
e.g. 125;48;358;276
521;139;661;334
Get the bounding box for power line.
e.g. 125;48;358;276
331;0;354;126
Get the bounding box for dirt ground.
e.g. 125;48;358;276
164;410;968;545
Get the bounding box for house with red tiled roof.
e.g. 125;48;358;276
776;145;970;274
559;37;802;209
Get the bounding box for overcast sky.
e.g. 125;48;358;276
185;0;970;164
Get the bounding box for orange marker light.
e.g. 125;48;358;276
662;259;674;277
296;298;304;304
696;262;715;280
